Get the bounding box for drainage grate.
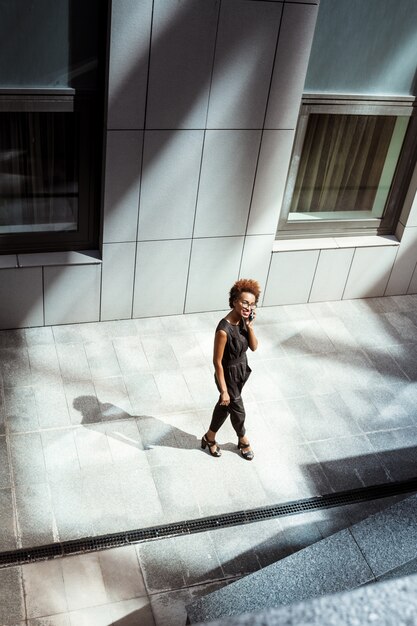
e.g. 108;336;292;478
1;477;416;568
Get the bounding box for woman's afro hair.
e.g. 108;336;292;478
229;279;261;309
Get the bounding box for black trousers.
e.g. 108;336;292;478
209;394;246;438
209;358;250;437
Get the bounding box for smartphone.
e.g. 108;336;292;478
248;311;254;323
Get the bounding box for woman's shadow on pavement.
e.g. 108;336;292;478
73;395;201;452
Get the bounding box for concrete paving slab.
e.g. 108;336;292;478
98;545;147;602
0;436;10;489
350;494;417;577
186;529;375;623
10;433;46;486
0;389;5;436
0;487;16;549
150;581;226;626
34;383;72;429
5;386;40;434
378;556;417;582
28;344;62;386
199;573;417;626
15;482;55;548
0;567;25;624
367;427;417;482
310;435;390;491
23;559;68;619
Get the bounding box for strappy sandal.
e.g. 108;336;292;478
201;434;221;457
238;439;254;461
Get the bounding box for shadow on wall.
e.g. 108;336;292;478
7;0;284;329
5;1;417;330
105;0;283;234
108;0;281;131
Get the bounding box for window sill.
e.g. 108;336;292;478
272;235;399;253
0;255;19;269
16;250;101;268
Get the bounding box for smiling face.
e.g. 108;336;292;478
233;291;257;320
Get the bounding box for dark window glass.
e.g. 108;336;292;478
0;112;79;234
0;0;106;254
0;0;99;89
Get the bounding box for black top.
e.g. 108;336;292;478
215;318;252;397
216;318;249;364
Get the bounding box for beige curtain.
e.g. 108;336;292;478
290;114;395;214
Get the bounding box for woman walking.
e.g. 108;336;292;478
201;279;260;461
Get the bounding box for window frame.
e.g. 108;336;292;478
0;89;100;254
277;94;417;240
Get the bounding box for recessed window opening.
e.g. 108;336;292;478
0;111;79;235
0;0;106;255
277;96;416;239
289;113;408;222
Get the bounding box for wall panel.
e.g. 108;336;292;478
0;269;43;330
194;130;261;238
239;235;274;295
206;0;282;129
265;2;318;129
385;228;417;296
263;250;319;306
309;248;354;303
247;129;295;235
101;243;136;321
133;239;191;318
343;247;398;299
102;131;143;244
44;266;101;326
138;130;204;241
185;237;244;313
146;0;218;129
107;0;153;129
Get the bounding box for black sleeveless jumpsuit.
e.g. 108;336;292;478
209;318;252;437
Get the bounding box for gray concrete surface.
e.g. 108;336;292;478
197;573;417;626
1;295;417;624
187;495;417;624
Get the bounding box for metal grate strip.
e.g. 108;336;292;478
1;477;416;568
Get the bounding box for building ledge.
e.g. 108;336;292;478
16;250;102;268
0;255;19;269
272;235;399;253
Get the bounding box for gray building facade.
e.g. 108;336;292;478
1;0;416;329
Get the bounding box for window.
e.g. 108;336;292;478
277;96;416;238
0;0;106;255
1;111;78;234
0;94;99;253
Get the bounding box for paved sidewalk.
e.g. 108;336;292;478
1;295;417;624
1;295;417;550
